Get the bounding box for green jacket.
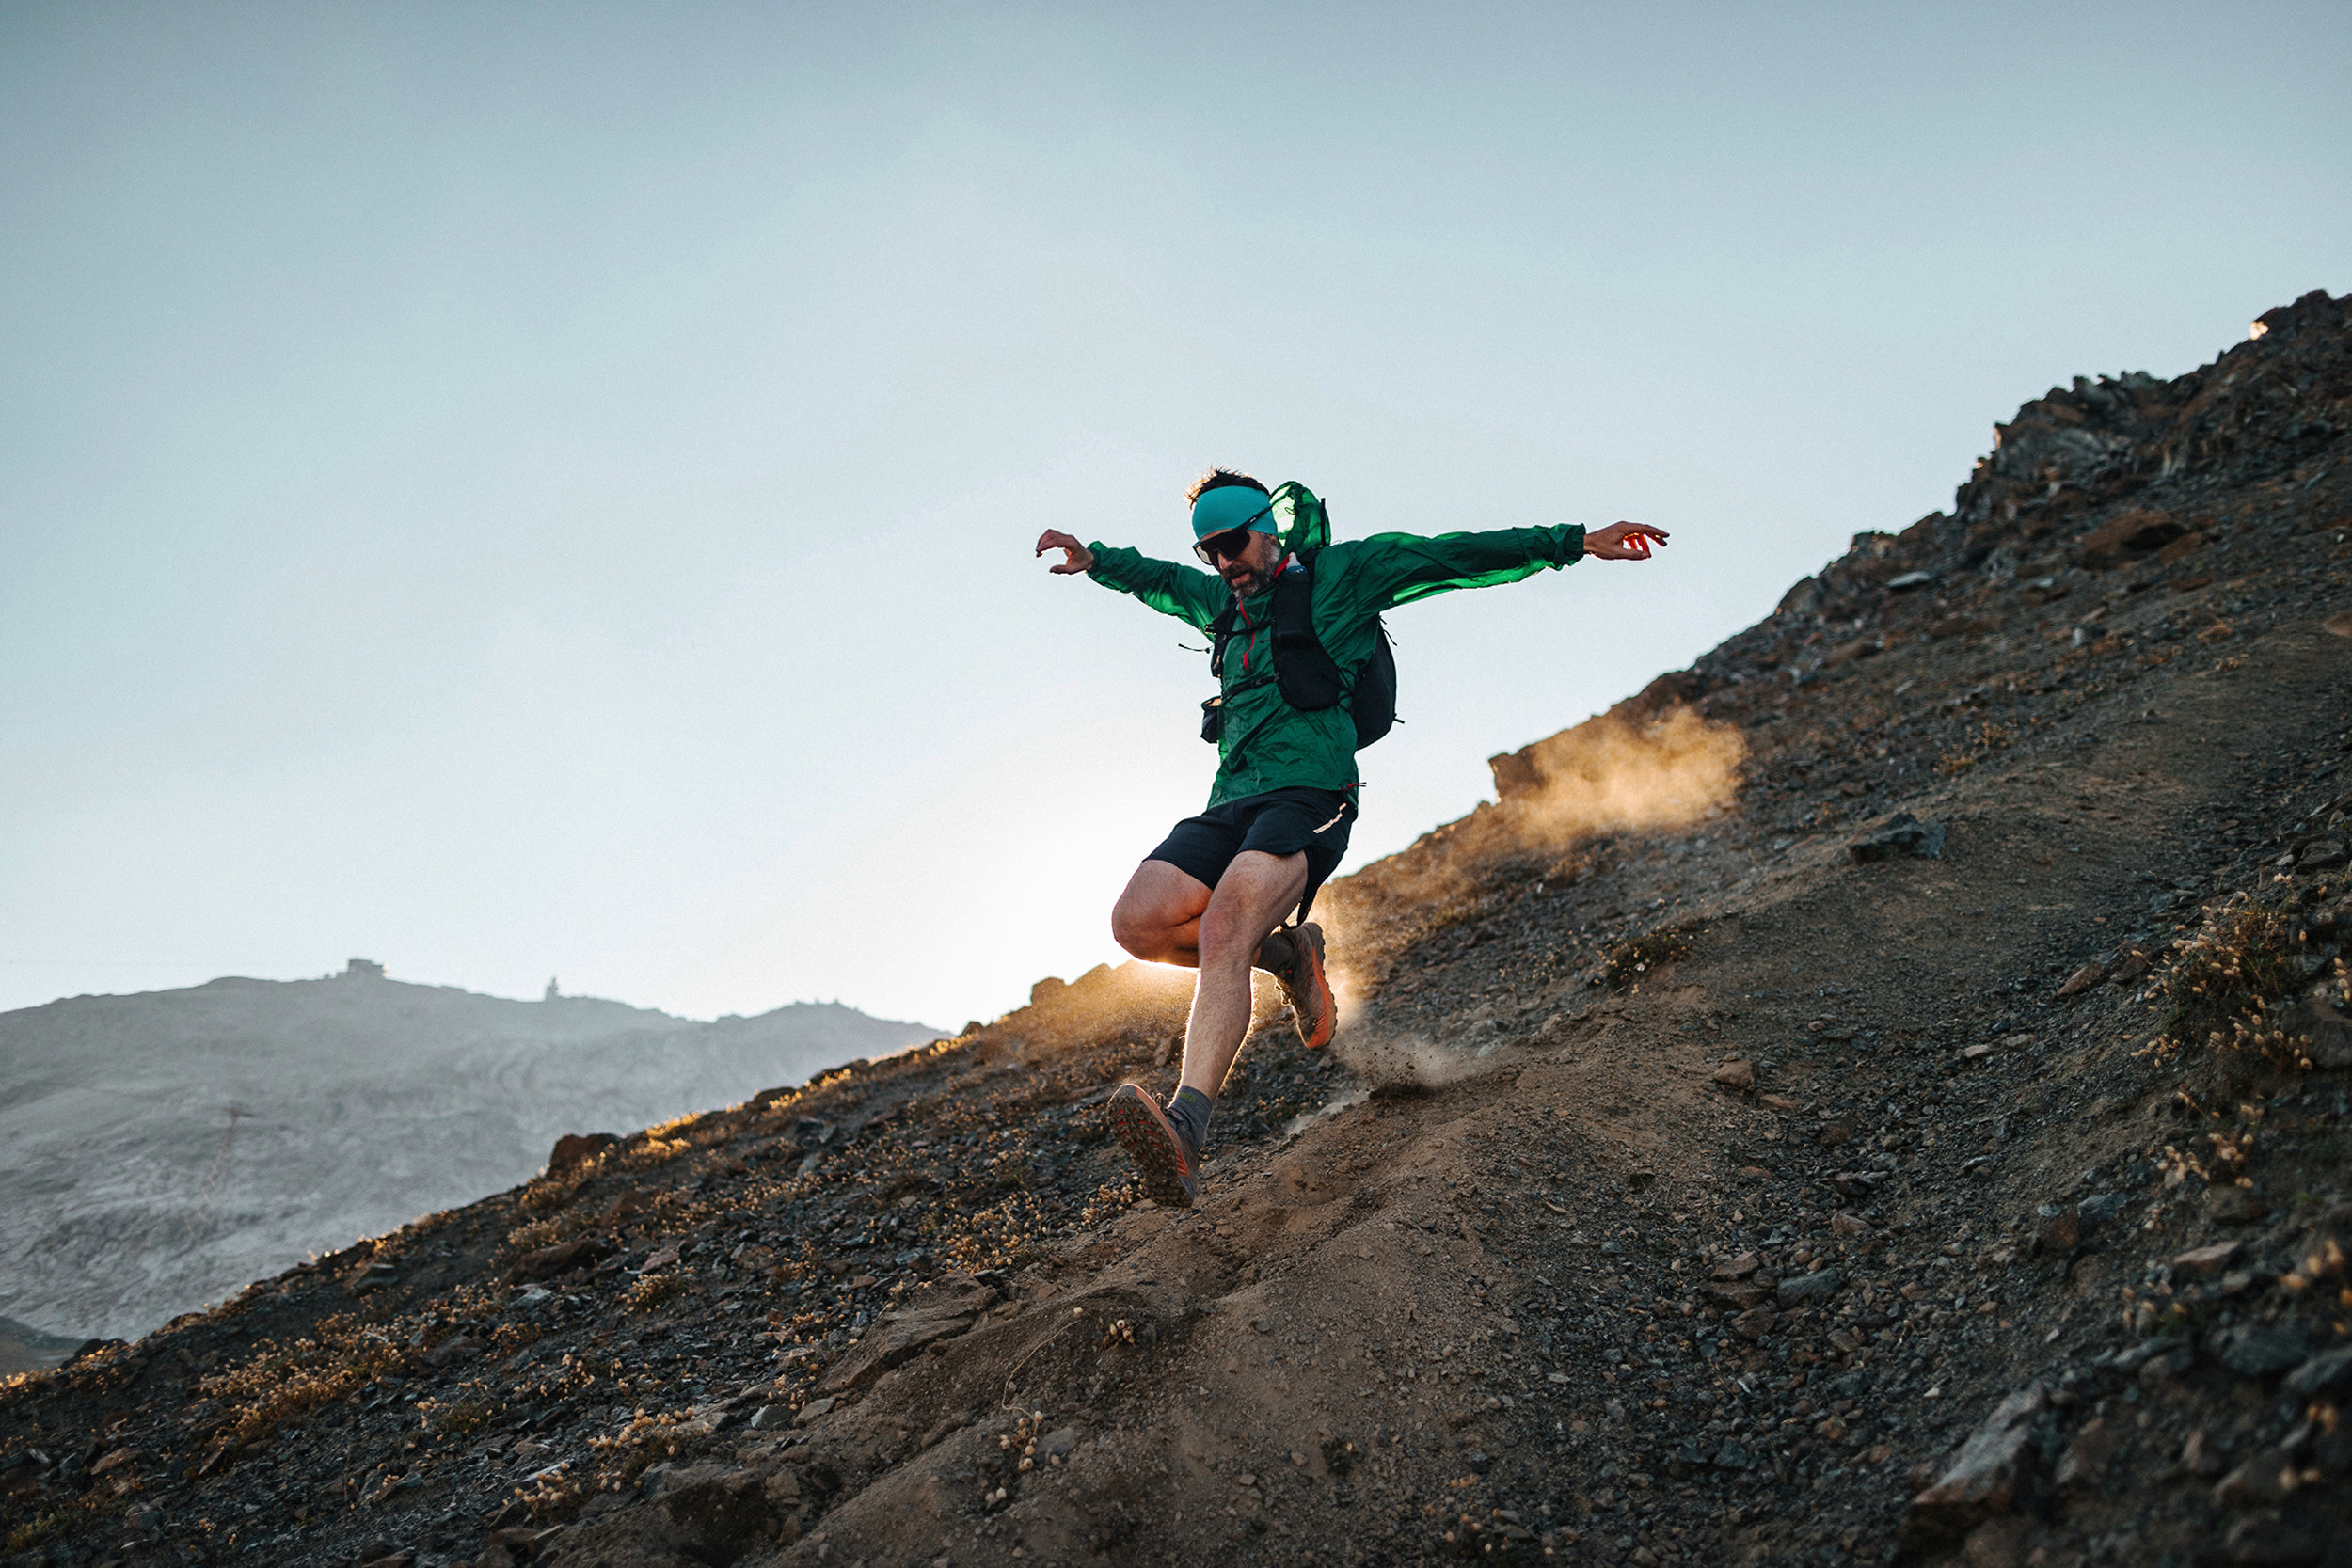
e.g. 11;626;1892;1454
1087;525;1587;806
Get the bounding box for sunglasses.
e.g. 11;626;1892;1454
1193;519;1269;566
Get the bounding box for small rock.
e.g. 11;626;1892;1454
794;1397;837;1426
2204;1185;2272;1226
2293;995;2352;1069
2075;1193;2131;1227
548;1132;621;1178
2221;1513;2327;1564
1831;1212;1872;1238
1038;1427;1081;1459
2171;1241;2242;1279
2054;1418;2121;1490
1849;813;1947;863
2213;1448;2298;1509
1777;1269;1840;1308
508;1237;617;1287
2057;961;2106;998
1729;1307;1777;1341
2212;1321;2313;1379
2033;1204;2082;1252
1960;1042;1995;1062
2181;1429;2223;1477
1712;1252;1762;1280
2300;840;2350;872
1711;1059;1756;1091
2282;1346;2352;1400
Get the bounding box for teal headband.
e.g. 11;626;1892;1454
1190;485;1276;541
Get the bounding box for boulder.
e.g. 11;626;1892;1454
507;1238;616;1287
1900;1383;2048;1550
2076;509;2185;568
548;1132;619;1178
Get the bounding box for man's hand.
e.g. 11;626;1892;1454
1584;521;1670;561
1036;529;1096;575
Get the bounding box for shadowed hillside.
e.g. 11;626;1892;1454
0;976;942;1345
4;289;2349;1568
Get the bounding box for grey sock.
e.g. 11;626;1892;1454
1165;1087;1214;1158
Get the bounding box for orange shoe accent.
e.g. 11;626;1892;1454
1283;922;1335;1051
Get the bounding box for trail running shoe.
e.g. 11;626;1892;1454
1108;1084;1200;1208
1277;921;1336;1051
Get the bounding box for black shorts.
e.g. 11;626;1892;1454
1144;786;1358;923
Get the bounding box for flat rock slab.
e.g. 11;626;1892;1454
817;1273;1004;1393
1777;1268;1840;1307
1849;813;1947;863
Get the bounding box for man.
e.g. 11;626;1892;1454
1037;469;1667;1206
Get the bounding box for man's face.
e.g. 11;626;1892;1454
1215;529;1284;596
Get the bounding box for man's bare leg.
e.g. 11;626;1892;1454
1106;851;1309;1204
1175;849;1310;1100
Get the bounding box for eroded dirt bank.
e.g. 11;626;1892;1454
6;288;2352;1568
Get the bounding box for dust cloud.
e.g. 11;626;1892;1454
1311;704;1747;1089
1502;705;1748;847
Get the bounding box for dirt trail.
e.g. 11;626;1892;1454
5;289;2351;1568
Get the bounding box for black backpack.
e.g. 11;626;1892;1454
1201;483;1396;751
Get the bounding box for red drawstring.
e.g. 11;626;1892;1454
1232;554;1294;675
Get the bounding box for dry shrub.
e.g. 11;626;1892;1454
623;1273;693;1314
196;1325;413;1456
1605;925;1697;990
1936;720;2013;774
2156;895;2304;1050
585;1410;701;1489
414;1389;497;1439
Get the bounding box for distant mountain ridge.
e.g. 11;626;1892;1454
0;972;944;1345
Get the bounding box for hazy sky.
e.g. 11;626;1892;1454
4;2;2346;1031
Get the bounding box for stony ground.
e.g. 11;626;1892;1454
6;288;2351;1568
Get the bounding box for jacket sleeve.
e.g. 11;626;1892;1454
1321;524;1587;613
1084;543;1228;631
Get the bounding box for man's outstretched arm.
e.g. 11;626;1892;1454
1036;529;1226;629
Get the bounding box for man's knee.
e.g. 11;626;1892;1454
1110;906;1165;960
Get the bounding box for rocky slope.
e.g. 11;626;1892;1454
3;287;2349;1568
0;976;942;1347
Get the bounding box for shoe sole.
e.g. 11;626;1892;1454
1108;1085;1198;1208
1290;922;1335;1051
